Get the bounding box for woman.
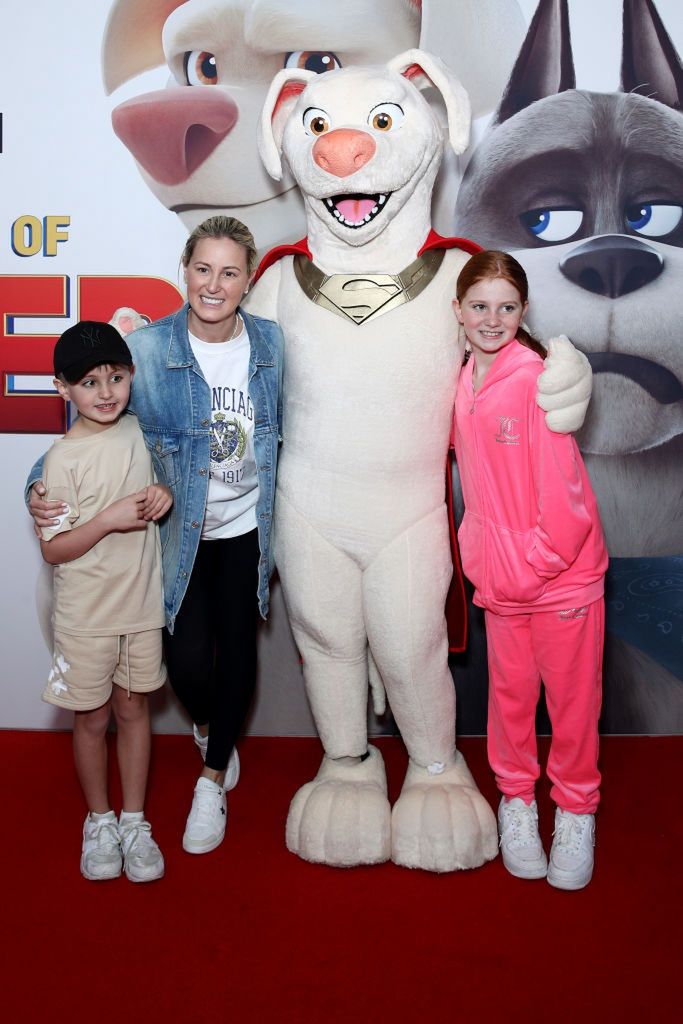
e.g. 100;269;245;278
28;216;284;855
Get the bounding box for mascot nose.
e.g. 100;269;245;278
112;88;239;186
313;129;376;177
560;235;663;298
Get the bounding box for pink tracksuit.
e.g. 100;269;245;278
453;340;608;813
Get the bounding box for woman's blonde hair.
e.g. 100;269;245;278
181;216;258;275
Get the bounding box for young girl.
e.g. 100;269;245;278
452;250;608;890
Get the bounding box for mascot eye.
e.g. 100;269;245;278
368;103;404;132
304;107;331;136
520;208;583;242
285;51;342;74
625;202;683;237
184;51;218;86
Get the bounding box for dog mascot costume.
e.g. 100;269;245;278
242;49;592;872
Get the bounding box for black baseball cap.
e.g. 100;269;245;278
54;321;133;384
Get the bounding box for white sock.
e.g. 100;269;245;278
90;809;116;822
119;810;144;826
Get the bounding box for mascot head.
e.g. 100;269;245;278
258;49;470;247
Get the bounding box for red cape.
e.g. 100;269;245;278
256;231;482;653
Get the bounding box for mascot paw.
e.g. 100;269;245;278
391;751;498;872
537;335;593;434
286;745;391;867
109;307;147;338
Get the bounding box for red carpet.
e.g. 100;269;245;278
2;733;680;1022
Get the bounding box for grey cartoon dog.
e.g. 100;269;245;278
454;0;682;732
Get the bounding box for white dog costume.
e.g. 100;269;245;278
246;50;592;871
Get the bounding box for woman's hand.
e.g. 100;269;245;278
29;482;68;534
138;483;174;521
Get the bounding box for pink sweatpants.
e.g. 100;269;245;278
485;598;604;814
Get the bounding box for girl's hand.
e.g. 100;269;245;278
29;482;68;533
138;484;174;521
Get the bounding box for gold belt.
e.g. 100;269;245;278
293;247;445;326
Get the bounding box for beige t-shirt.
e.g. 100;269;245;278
40;414;165;636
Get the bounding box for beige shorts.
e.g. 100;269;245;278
42;629;167;711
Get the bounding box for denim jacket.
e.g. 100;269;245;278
27;305;283;631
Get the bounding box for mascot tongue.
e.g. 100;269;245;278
336;197;375;222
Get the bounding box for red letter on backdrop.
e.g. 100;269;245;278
0;275;68;433
78;276;183;327
0;275;183;433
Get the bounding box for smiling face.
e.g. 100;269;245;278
55;364;133;435
453;277;527;372
281;64;443;247
184;236;253;340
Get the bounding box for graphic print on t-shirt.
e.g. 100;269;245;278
189;328;258;538
210;403;250;479
207;364;255;488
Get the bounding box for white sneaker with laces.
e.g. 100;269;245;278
498;797;548;879
119;818;165;883
182;777;227;854
192;724;241;792
80;812;122;881
547;808;595;890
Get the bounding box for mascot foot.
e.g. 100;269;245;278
286;745;391;867
391;751;498;872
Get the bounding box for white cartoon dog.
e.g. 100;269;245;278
245;49;592;870
102;0;527;248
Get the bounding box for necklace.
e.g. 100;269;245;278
229;312;242;341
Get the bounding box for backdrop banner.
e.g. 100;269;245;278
2;0;681;734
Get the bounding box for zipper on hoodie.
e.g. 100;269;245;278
468;376;490;603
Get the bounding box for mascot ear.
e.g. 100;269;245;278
258;68;316;181
387;48;471;156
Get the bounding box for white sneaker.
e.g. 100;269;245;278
182;777;227;854
80;812;122;881
192;724;241;792
547;808;595;890
119;818;165;883
498;797;548;880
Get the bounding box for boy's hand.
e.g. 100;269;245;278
102;492;150;533
29;481;68;535
138;484;173;521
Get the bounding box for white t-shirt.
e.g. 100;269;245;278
189;325;258;539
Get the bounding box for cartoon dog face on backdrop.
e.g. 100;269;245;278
455;0;683;464
101;0;526;246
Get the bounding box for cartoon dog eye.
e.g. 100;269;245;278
625;202;683;238
285;51;341;74
367;103;405;132
520;208;583;242
184;51;218;86
303;107;331;136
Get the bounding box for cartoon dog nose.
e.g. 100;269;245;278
313;129;376;177
560;235;663;298
112;89;239;186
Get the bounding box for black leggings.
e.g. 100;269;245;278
163;530;260;772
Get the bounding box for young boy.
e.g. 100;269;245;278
39;321;172;883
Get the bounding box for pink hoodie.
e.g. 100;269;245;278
453;340;607;615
